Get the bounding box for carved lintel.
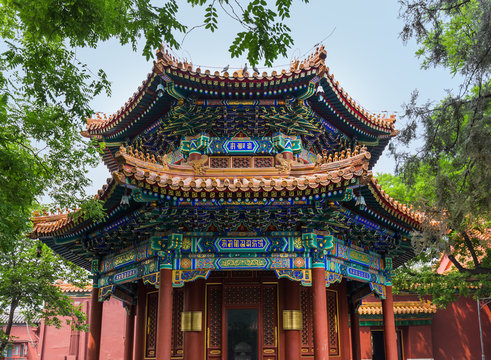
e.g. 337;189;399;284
275;153;292;174
188;154;209;175
158;153;172;170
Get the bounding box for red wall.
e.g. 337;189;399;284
4;325;40;360
359;326;372;360
432;297;491;360
358;295;491;360
404;325;433;359
99;297;126;360
38;296;125;360
6;292;490;360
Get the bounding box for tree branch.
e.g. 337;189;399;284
0;135;53;177
462;231;481;269
0;297;19;353
447;253;467;273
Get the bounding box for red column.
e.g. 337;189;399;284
156;268;173;360
88;288;103;360
134;281;146;360
338;280;350;360
124;304;136;360
349;302;361;360
283;279;301;360
382;286;398;360
184;279;204;360
312;267;329;360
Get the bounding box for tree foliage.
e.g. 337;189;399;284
0;0;308;348
378;172;490;307
385;0;491;308
0;0;309;244
0;236;89;352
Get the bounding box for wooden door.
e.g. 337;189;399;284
206;283;278;360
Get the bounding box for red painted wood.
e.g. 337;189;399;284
382;286;398;360
184;279;205;360
312;267;329;360
123;305;135;360
283;279;301;360
349;303;361;360
134;281;146;360
338;281;350;360
88;288;103;360
156;269;173;360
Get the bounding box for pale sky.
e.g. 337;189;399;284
78;0;461;196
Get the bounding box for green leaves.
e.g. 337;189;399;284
228;0;293;66
0;0;306;348
204;3;218;31
400;0;490;82
0;238;89;351
378;166;490;307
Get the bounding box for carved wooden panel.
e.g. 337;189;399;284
207;285;222;359
232;157;251;168
300;287;314;355
224;285;260;305
262;284;277;359
145;292;159;358
171;288;184;357
299;287;339;357
254;157;273;168
327;290;339;356
206;282;278;360
210;157;229;168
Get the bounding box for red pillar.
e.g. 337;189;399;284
338;280;350;360
184;279;204;360
382;285;398;360
283;279;301;360
134;281;146;360
312;267;329;360
156;268;173;360
88;288;103;360
123;304;136;360
349;302;361;360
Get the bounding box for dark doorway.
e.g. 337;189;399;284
226;308;258;360
371;329;403;360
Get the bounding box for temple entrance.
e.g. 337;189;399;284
205;272;278;360
371;329;403;360
226;308;258;360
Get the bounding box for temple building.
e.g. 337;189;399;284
30;46;425;360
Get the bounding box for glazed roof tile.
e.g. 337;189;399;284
84;45;396;140
367;176;423;227
358;300;437;316
0;310;41;325
55;280;92;293
30;177;117;238
113;145;372;192
30;149;424;240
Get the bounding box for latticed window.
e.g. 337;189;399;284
254;157;273;168
232;157;251;168
210;157;229;168
145;292;159;358
327;290;339;356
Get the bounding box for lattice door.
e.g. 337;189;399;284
206;283;278;360
206;285;223;359
326;290;339;356
171;288;184;358
145;292;159;358
300;287;339;357
300;287;314;356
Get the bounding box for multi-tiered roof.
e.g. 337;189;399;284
31;46;421;276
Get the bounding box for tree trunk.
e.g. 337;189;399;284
0;298;19;353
